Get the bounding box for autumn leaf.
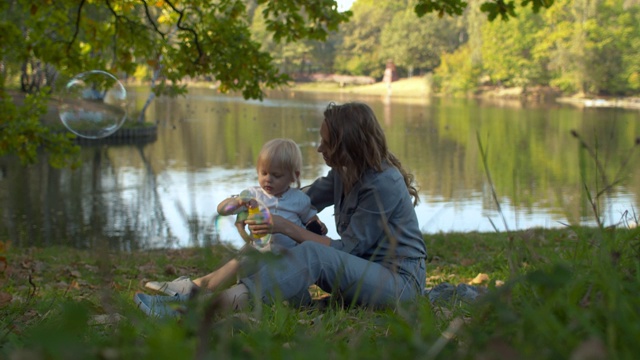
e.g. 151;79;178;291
469;273;490;285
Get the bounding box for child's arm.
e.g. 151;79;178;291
217;195;246;216
234;212;253;244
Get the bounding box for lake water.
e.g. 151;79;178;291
2;87;639;250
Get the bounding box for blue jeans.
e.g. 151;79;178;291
239;241;425;308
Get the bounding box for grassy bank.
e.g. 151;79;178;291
2;226;639;358
287;77;432;99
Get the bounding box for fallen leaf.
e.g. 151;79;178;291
0;292;12;308
89;313;125;326
84;264;99;273
23;309;39;319
138;264;157;274
99;348;120;360
460;258;475;266
164;264;177;276
477;338;520;359
570;337;607;360
469;273;490;285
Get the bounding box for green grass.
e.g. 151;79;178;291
2;226;639;359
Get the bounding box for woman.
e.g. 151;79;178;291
135;102;426;316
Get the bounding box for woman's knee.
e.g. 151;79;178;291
298;240;326;251
295;241;330;259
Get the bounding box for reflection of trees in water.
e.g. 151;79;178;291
172;175;218;248
0;144;175;249
4;92;639;247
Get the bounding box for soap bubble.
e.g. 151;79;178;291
239;190;272;248
58;70;127;139
213;191;272;249
245;204;272;249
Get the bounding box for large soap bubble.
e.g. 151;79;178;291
58;70;127;139
214;190;272;249
239;190;272;248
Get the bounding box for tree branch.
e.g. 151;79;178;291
105;0;155;35
66;0;86;54
104;0;119;70
163;0;203;63
141;0;167;39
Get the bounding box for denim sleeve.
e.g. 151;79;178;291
303;170;336;213
329;174;403;256
299;196;318;224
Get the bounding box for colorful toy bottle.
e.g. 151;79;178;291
240;190;267;239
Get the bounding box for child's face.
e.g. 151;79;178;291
258;163;294;197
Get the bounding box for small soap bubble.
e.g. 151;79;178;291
58;70;127;139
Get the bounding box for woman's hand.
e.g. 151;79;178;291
247;214;331;246
306;218;328;235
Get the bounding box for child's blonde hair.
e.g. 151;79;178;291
257;138;303;188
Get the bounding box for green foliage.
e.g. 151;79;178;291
0;0;349;99
0;89;80;168
0;0;351;167
414;0;555;20
259;0;352;43
415;0;469;17
432;44;482;94
480;7;547;87
251;4;319;75
333;0;398;78
530;0;640;96
429;0;640;96
479;0;517;21
380;5;463;75
462;227;640;358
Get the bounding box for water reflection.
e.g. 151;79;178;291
1;88;639;249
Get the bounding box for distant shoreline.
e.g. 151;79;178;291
285;78;640;110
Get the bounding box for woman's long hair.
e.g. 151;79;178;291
323;102;420;205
